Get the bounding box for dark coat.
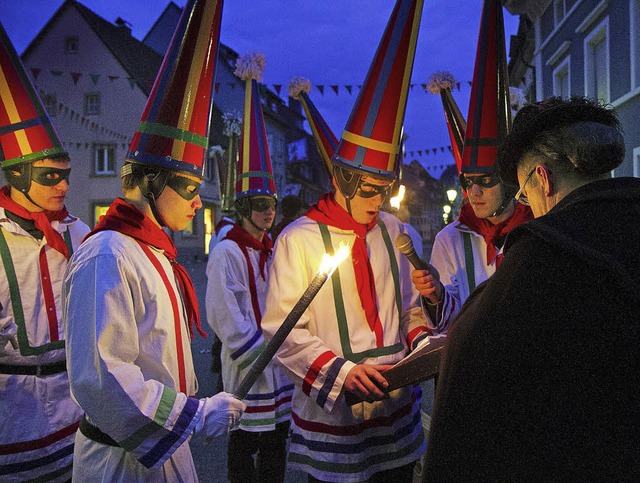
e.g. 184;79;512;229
425;177;640;481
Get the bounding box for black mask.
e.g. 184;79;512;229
166;175;201;201
31;167;71;186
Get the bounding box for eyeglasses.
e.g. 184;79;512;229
513;168;535;206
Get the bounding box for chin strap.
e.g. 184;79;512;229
488;197;515;218
146;193;166;227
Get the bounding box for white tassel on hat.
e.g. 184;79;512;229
234;52;266;81
426;71;459;94
288;77;312;100
509;86;527;115
222;110;242;137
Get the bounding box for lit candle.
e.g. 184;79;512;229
389;184;406;210
234;243;350;400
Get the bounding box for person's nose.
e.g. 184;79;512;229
192;194;203;210
468;183;483;196
56;179;70;192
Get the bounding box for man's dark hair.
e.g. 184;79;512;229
497;96;625;184
280;195;303;219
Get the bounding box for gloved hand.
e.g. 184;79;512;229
196;392;246;442
0;318;18;350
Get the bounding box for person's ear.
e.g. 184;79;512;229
537;164;553;197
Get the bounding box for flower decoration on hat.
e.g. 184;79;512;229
0;22;67;169
125;0;223;178
234;52;276;200
288;76;337;178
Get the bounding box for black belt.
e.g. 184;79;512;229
79;415;119;447
0;360;66;376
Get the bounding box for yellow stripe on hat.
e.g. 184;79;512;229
0;65;32;155
241;80;252;193
171;3;217;164
391;0;424;172
341;130;399;155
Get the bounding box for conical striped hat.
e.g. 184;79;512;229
427;71;466;174
332;0;424;180
126;0;223;178
0;22;67;168
288;77;337;178
234;53;276;200
461;0;511;174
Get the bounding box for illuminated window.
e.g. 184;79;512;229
93;204;110;226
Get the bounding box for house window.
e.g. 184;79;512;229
42;94;57;117
183;218;195;237
93;204;110;226
84;93;100;115
64;36;78;54
94;144;115;175
632;0;640;89
584;19;609;102
553;57;570;98
634;146;640;178
204;207;214;255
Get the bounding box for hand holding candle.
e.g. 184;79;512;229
233;243;351;400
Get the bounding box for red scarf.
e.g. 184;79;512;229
0;186;70;258
458;201;533;266
223;223;273;328
88;198;206;338
306;193;383;344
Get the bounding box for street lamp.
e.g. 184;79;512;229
442;204;452;225
446;189;458;204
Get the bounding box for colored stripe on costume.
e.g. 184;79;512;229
0;442;73;476
231;331;262;362
317;357;347;409
139;397;199;469
0;421;78;455
303;351;335;396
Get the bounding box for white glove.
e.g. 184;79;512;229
196;392;246;441
0;318;18;350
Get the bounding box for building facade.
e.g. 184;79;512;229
505;0;640;177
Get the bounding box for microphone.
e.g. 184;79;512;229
394;233;429;271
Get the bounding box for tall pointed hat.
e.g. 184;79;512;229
332;0;425;180
461;0;511;174
288;77;338;178
126;0;223;178
234;52;276;200
0;22;67;169
427;71;466;174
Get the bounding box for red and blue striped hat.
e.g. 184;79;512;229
126;0;223;178
0;22;67;168
288;77;338;178
461;0;511;174
234;53;277;200
332;0;424;180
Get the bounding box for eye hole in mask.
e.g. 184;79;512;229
166;175;201;201
355;182;393;199
31;167;71;186
460;174;500;190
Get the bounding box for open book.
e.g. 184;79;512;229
345;334;446;405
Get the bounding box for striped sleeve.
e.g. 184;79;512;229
303;351;355;412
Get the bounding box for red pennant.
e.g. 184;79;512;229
71;72;81;85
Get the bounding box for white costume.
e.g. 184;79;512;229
261;211;428;482
0;208;88;482
425;219;497;334
206;237;292;430
63;230;202;482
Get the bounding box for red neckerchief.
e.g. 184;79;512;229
0;186;70;258
223;223;273;329
458;201;533;267
87;198;206;338
306;193;383;344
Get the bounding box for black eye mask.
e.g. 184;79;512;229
31;167;71;186
251;197;277;212
459;174;501;190
166;175;201;201
355;183;393;199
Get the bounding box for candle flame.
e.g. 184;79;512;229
389;185;406;210
317;243;351;276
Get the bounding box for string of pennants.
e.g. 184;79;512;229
30;66;470;94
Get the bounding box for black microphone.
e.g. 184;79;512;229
394;233;429;271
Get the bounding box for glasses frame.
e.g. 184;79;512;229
514;167;536;206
